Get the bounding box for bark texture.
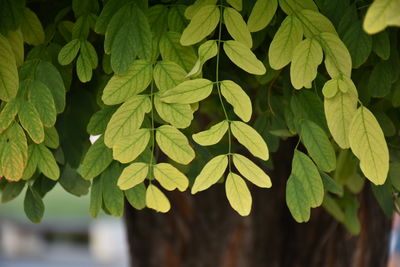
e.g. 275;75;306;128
124;140;392;267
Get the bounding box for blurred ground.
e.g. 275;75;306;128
0;184;128;267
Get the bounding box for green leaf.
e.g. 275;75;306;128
225;172;252;216
24;186;44;223
0;34;18;101
156;125;195;165
372;31;390;60
76;53;92;82
0;0;24;34
300;120;336;172
104;95;151;147
363;0;400;34
322;194;345;222
59;163;90;197
154;94;193;129
20;8;45;45
349;106;389;185
35;144;60;181
290;38;323;89
153;163;189;191
95;0;129;34
279;0;318;14
102;60;153;105
89;176;103;218
286;174;310;223
22;145;38;180
28;80;57;127
342;21;372;68
35;61;66;113
230;121;269;160
113;129;150;164
1;180;25;203
232;153;271;188
80;40;98;69
368;61;392;98
117;162;149;190
247;0;278;32
292;150;324;207
224;7;252;48
268;15;303;70
18;102;44;144
295;9;337;37
318;32;352;78
146;184;170;213
168;5;188;32
102;163;124;217
180;5;220;46
153;61;187;91
78;136;113;180
125;183;146;210
320;172;343;196
0;98;19;133
324;78;358;149
187;40;218;77
191;154;228;193
220;80;252;122
159;32;197;72
223;40;266;75
87;106;117;135
192;120;228;146
58;39;81;65
227;0;242;10
160;78;213;104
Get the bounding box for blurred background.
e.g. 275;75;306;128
0;183;129;267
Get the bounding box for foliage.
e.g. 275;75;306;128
0;0;399;233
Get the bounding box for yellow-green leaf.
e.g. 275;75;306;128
247;0;278;32
76;53;92;83
117;162;149;190
268;15;303;70
153;61;187;91
113;129;150;163
0;98;20;133
230;121;269;160
192;120;228;146
286;174;310;223
363;0;400;34
102;60;153;105
279;0;318;15
154;94;193;129
227;0;242;10
187;40;218;77
35;144;60;181
185;0;218;19
191;154;228;194
18;102;44;144
292;150;324;207
153;163;189;191
223;40;266;75
232;153;271;188
180;5;220;46
160;78;213;104
324;78;358;149
220;80;252;122
43;127;59;149
6;30;24;66
301;120;336;172
146;184;171;212
224;7;252;48
290;38;323;89
225;172;252;216
156;125;195;164
349;107;389;185
104;95;151;147
20;8;45;45
0;34;18;101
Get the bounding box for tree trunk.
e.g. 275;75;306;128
124;139;392;267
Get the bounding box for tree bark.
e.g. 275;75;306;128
124;139;392;267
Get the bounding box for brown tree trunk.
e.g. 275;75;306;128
124;139;392;267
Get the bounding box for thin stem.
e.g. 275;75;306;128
215;2;232;172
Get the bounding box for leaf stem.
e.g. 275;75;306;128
215;2;232;172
